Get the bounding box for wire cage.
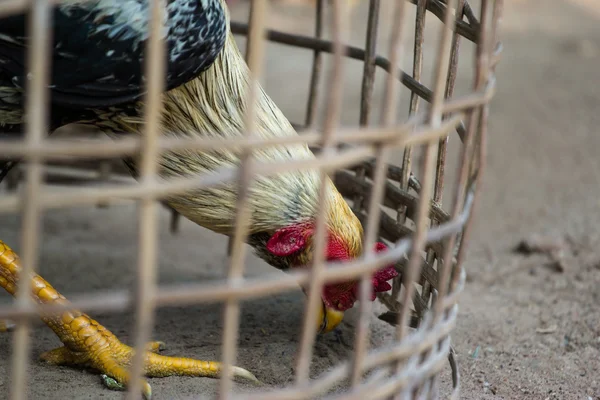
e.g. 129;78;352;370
0;0;503;399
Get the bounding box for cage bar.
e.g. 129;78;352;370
295;0;350;385
349;0;409;388
124;0;168;398
9;1;52;399
219;0;270;396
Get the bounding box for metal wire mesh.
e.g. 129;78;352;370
0;0;503;399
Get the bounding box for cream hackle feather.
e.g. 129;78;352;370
94;0;363;257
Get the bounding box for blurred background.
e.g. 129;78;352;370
1;0;599;398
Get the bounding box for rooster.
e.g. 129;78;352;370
0;0;398;397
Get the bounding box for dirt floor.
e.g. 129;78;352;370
1;0;600;399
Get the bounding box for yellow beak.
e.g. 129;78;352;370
316;302;345;334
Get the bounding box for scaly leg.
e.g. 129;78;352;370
0;240;259;399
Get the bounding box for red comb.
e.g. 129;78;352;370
323;242;398;310
369;242;398;299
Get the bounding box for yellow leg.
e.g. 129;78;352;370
0;240;259;399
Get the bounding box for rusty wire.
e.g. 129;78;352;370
0;0;503;399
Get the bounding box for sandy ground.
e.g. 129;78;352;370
1;0;600;399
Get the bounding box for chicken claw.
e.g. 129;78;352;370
0;240;259;399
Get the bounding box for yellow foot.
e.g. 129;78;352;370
39;338;259;399
0;240;260;400
0;319;15;332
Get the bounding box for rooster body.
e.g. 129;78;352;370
106;31;325;237
100;33;364;281
0;0;397;396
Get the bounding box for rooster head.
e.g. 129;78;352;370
266;223;398;334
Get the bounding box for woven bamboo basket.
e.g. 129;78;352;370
0;0;503;399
